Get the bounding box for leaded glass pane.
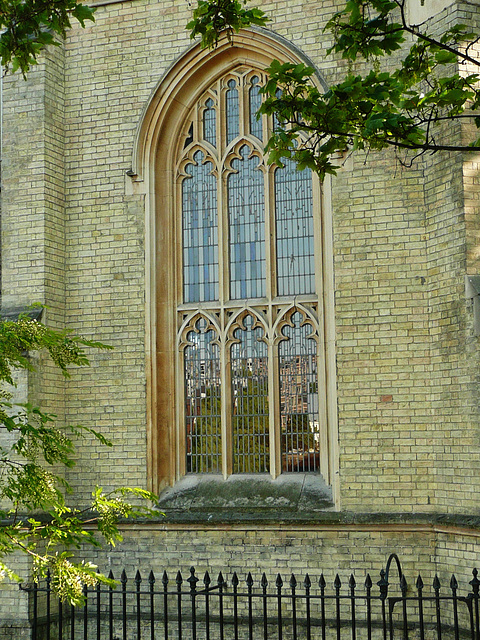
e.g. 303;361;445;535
231;315;269;473
226;79;239;145
229;145;266;299
279;312;319;472
203;98;216;147
275;160;315;296
185;318;222;473
182;150;219;303
249;76;263;140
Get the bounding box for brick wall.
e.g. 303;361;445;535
2;0;480;630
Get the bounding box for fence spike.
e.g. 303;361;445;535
218;571;226;587
304;573;311;590
261;573;268;589
319;574;326;589
433;575;440;591
400;574;408;594
290;574;297;589
365;574;372;589
416;575;424;591
135;570;142;584
334;574;341;590
204;570;211;586
246;572;254;588
46;570;51;585
276;574;283;589
349;574;356;589
108;569;114;581
149;570;155;585
162;570;169;586
176;570;183;586
232;572;239;587
121;569;127;585
450;574;458;592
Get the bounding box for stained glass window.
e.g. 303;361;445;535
178;68;323;478
185;318;221;473
182;151;219;303
249;76;263;140
279;312;319;472
229;146;266;300
275;159;315;296
226;79;239;145
231;315;269;473
203;98;216;147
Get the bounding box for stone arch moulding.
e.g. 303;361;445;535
129;28;340;508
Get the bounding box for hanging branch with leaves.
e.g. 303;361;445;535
187;0;480;176
0;314;157;605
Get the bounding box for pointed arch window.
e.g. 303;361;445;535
176;66;326;479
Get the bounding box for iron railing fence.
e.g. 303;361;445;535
21;554;480;640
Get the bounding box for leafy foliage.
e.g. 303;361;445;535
187;0;268;49
0;0;95;75
187;0;480;176
0;313;157;605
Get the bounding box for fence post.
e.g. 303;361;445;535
365;574;372;640
400;573;408;640
470;568;480;640
149;570;156;640
334;574;342;640
121;569;127;640
377;568;388;640
188;567;198;640
319;573;326;640
450;574;459;640
261;573;268;640
290;574;297;640
162;570;169;640
203;571;211;640
135;570;142;640
416;575;425;640
232;571;239;640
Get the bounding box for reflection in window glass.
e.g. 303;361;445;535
231;315;269;473
279;312;319;472
185;318;222;473
229;146;266;300
182;151;219;303
275;160;315;296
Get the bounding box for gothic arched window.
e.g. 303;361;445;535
177;67;325;478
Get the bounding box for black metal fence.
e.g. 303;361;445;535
21;554;480;640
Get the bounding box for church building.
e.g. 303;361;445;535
2;0;480;634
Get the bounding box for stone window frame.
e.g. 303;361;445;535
128;29;339;505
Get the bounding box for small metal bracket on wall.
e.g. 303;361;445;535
465;275;480;337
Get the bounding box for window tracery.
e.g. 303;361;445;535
176;66;325;478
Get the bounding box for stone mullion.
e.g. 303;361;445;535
218;83;232;477
176;337;188;480
268;325;281;478
222;321;233;478
310;174;330;484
